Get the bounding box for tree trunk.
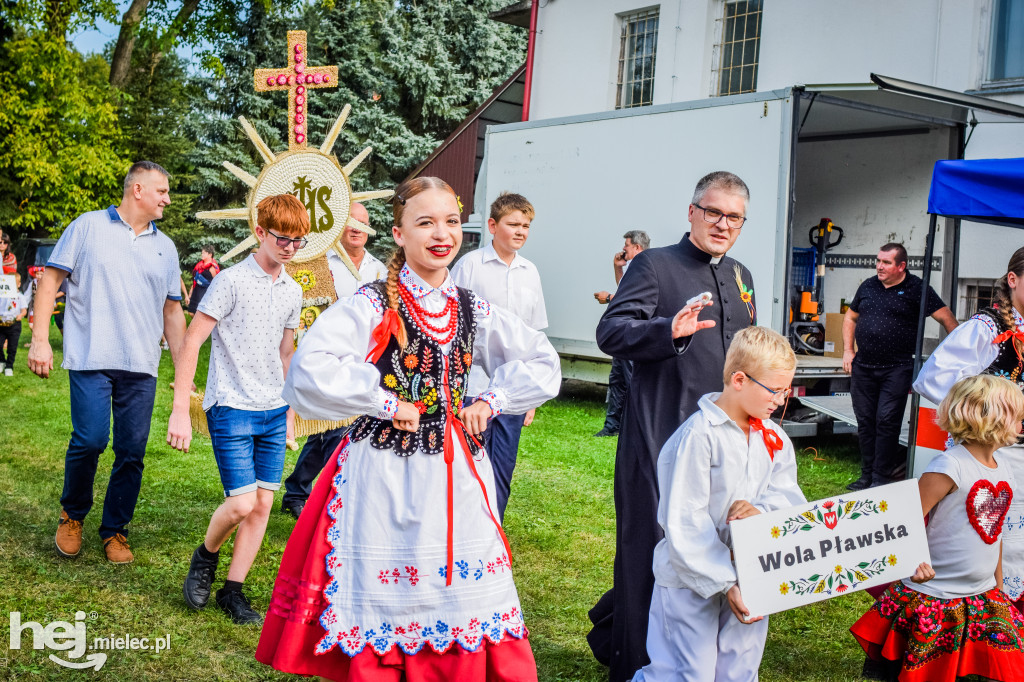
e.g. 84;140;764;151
143;0;202;83
109;0;151;89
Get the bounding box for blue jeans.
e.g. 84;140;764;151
283;426;349;507
206;404;289;496
483;412;526;519
61;370;157;540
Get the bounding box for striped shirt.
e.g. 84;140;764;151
47;206;181;376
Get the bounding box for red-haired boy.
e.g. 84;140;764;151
167;194;309;624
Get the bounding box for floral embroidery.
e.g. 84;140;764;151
356;286;385;315
379;566;421;586
374;390;399;420
399;264;458;300
972;312;999;335
316;608;526;657
472;294;492;317
437;555;511;581
477;390;505;417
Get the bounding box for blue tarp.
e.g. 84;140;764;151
928;158;1024;228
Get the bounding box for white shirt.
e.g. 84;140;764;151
283;265;562;421
326;248;387;299
0;290;27;324
198;255;302;410
450;244;548;398
47;206;181;376
914;307;1024;403
651;393;807;599
906;445;1013;599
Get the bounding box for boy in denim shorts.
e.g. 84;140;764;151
167;194;307;624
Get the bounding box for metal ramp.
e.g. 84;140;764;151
795;394;912;446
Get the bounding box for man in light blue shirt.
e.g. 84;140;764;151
29;160;186;565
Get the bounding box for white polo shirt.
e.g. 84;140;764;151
450;243;548;396
326;248;387;299
198;255;302;411
47;206;181;376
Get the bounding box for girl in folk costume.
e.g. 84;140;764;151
851;374;1024;682
255;177;561;681
914;247;1024;612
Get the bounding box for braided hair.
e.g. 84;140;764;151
385;176;458;348
993;247;1024;336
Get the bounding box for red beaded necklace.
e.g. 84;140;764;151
399;284;459;344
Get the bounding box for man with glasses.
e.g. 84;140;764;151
588;171;758;682
28;160;186;565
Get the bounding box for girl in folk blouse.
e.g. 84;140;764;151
255;177;561;681
851;374;1024;682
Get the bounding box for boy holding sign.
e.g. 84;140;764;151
633;327;806;682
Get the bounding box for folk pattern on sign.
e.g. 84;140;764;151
780;554;895;597
770;498;887;539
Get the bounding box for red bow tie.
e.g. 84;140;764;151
748;417;783;461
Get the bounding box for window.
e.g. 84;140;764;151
616;8;659;109
990;0;1024;82
958;279;996;320
712;0;763;96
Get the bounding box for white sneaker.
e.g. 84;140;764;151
4;368;11;376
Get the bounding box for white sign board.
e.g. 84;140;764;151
731;480;930;618
0;275;15;296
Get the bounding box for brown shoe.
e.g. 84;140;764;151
103;534;134;564
55;511;83;558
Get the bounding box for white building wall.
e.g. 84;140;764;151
528;0;1007;118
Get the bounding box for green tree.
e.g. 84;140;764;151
0;29;128;234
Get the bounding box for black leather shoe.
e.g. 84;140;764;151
216;588;263;625
846;475;872;492
282;502;304;520
183;545;218;610
593;428;619;437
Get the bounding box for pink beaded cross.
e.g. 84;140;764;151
253;30;339;150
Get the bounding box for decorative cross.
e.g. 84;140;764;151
253;30;339;150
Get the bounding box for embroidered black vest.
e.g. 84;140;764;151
348;281;480;457
976;307;1024;444
976;308;1024;384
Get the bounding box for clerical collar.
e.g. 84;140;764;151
680;233;722;264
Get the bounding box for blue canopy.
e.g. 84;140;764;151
928;158;1024;228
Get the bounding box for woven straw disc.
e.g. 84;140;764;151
248;149;351;264
287;255;336;306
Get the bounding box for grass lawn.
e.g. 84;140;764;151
0;322;877;681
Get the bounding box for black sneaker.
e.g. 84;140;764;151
593;428;619;437
216;588;263;625
846;475;872;492
183;545;218;610
281;502;304;520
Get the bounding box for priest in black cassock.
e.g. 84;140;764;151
587;171;758;682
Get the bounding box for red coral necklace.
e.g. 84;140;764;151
399;284;459;344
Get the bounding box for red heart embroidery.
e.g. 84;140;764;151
966;480;1013;545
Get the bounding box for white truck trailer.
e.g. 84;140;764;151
471;76;1024;437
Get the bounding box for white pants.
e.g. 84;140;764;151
633;584;768;682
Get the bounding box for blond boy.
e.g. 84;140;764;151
635;327;807;682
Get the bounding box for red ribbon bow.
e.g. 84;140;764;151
748;417;783;461
366;308;400;363
993;328;1024;345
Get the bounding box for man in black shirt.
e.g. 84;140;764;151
842;243;957;490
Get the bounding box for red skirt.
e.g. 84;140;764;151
255;441;538;682
851;581;1024;682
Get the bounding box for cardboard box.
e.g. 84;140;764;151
824;312;845;358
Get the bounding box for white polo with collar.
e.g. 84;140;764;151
47;205;181;376
198;254;302;411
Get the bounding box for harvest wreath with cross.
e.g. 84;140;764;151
190;29;394;439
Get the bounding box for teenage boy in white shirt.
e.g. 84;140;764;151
634;326;806;682
167;194;307;625
451;192;548;518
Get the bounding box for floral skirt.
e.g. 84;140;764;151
850;581;1024;682
255;436;537;682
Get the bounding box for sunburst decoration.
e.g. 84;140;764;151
196;30;394;266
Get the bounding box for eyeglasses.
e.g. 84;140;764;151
264;228;308;249
693;203;747;229
0;238;8;244
746;374;792;401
